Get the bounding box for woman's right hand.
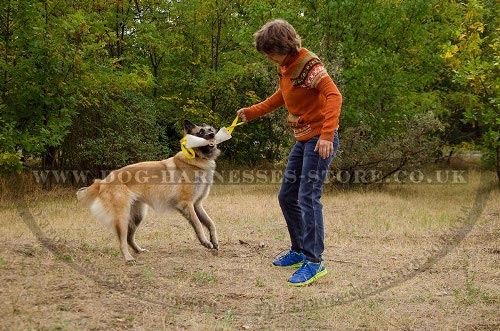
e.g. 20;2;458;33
237;109;247;122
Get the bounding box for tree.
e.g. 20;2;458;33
0;0;82;170
439;0;499;179
0;0;497;182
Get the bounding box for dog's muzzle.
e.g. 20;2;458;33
184;128;232;149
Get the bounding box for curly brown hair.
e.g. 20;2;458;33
253;19;301;56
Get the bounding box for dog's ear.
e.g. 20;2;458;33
183;119;197;134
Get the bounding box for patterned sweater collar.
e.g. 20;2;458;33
280;48;315;73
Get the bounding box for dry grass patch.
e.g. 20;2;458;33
0;171;498;330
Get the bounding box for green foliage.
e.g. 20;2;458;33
61;74;168;171
0;0;497;179
0;151;23;176
438;0;499;174
303;0;443;135
1;0;83;171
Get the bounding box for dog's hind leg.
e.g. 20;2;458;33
94;185;135;262
177;201;214;249
115;216;135;262
127;201;148;254
194;202;218;250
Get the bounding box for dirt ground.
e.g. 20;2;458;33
0;171;498;330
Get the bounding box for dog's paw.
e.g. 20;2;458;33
212;243;219;250
125;258;137;265
124;253;136;263
137;248;149;254
202;241;214;249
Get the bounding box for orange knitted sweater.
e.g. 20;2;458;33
243;48;342;142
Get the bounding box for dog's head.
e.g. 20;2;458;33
183;120;221;160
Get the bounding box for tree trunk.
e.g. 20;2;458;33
496;145;500;182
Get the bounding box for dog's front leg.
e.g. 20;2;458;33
177;201;214;249
194;202;218;250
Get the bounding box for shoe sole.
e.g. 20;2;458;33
272;261;303;268
287;268;327;287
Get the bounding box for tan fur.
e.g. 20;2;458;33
77;121;220;262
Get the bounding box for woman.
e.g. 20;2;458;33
237;19;342;286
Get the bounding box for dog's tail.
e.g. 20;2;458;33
76;180;102;207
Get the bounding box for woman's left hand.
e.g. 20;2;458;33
314;139;334;159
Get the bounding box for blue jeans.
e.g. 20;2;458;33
278;132;339;263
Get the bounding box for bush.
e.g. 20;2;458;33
331;112;443;184
61;91;170;172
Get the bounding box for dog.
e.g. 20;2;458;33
76;120;220;262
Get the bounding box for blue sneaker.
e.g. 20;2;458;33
288;261;327;286
272;250;305;268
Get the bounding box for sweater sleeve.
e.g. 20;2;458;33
243;89;285;122
315;75;342;141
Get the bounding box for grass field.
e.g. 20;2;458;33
0;170;498;330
